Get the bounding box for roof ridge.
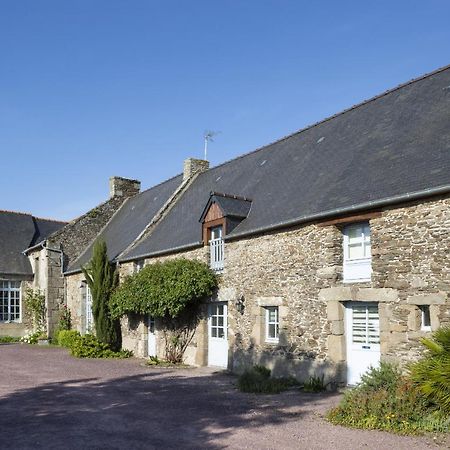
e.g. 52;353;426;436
33;216;68;224
211;192;252;202
0;209;32;217
206;63;450;173
138;172;183;196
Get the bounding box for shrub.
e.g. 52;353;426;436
24;289;46;333
410;326;450;416
58;304;72;331
237;366;298;394
359;362;402;392
20;331;41;344
110;258;217;362
327;363;449;434
303;374;326;393
0;336;20;343
69;334;132;359
57;330;81;348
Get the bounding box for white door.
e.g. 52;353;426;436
208;303;228;368
85;285;94;334
345;302;380;385
148;316;156;357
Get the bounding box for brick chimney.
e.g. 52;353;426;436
183;158;209;181
109;176;141;198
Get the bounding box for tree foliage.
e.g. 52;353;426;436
410;326;450;416
82;240;121;351
24;288;46;333
110;258;217;320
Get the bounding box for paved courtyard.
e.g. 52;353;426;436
0;344;446;449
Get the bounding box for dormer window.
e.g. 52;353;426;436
199;192;252;273
343;223;372;282
209;225;224;272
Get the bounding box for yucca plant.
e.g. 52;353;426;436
409;326;450;416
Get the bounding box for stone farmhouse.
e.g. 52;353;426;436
1;65;449;385
0;211;66;336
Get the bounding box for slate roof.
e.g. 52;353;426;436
120;64;450;261
66;174;183;272
0;211;66;276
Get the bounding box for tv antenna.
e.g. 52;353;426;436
203;130;220;160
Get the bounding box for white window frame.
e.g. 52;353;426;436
343;222;372;283
0;280;21;323
265;306;279;343
420;305;432;332
135;260;145;273
209;226;224;272
85;284;94;333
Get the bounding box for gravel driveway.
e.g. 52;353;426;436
0;344;446;449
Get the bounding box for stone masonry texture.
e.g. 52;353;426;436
67;195;450;383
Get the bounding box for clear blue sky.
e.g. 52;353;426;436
1;1;449;221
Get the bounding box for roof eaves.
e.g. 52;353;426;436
226;185;450;241
119;242;203;264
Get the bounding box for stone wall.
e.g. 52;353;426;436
65;272;85;334
86;195;450;383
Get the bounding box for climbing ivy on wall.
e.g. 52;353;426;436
110;258;218;320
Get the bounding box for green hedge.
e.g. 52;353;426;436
57;329;132;359
57;330;81;348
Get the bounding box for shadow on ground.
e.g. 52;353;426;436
0;366;338;450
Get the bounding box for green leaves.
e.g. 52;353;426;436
82;240;121;351
410;326;450;416
110;258;217;320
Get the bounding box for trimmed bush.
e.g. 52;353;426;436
410;326;450;416
0;336;20;343
57;330;81;348
237;365;298;394
69;334;132;359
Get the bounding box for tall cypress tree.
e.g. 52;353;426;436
82;240;121;351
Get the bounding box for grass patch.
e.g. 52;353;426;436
237;365;299;394
302;374;327;393
0;336;21;344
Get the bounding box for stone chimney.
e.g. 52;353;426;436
183;158;209;181
109;176;141;198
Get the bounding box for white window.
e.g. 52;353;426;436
209;226;224;272
85;284;94;333
420;305;431;331
343;223;372;282
135;260;145;273
265;306;279;343
0;280;21;323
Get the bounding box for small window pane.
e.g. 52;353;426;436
347;226;363;241
348;243;364;259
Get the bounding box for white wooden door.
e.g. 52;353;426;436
345;302;380;385
85;285;94;334
148;316;156;357
208;303;228;368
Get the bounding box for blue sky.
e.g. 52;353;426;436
1;1;449;221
